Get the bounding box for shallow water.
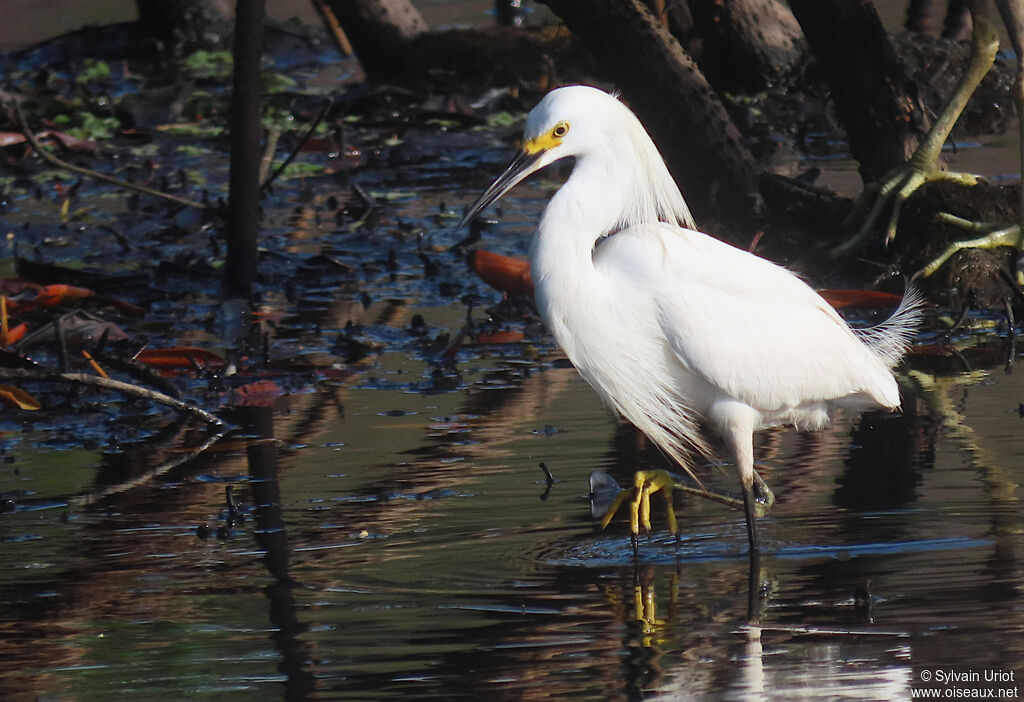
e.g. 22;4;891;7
2;3;1024;701
3;324;1023;701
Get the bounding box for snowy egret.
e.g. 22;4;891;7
460;85;922;552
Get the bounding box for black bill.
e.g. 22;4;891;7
457;149;545;231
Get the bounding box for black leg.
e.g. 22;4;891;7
746;547;762;625
742;480;761;553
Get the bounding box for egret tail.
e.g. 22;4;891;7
853;285;926;369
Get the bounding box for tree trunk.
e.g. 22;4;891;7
685;0;803;93
788;0;930;183
943;0;972;41
324;0;428;80
135;0;234;55
539;0;761;234
905;0;946;35
905;0;970;39
224;0;265;299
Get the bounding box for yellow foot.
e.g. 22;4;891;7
594;469;776;540
599;469;678;537
913;213;1024;279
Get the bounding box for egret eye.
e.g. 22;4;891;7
552;121;570;138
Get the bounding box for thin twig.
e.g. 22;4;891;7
53;317;68;373
1005;297;1016;374
6;96;208;211
81;349;110;378
259;127;281;186
0;367;224;427
351;181;376;225
260;99;332;192
310;0;355;55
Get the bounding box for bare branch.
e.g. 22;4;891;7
5;96;209;211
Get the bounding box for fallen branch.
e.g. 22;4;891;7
0;367;224;427
5;96;209;211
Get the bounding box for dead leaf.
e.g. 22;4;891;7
16;311;128;348
231;379;285;407
818;289;906;309
0;323;28;346
39;130;96;153
475;330;525;344
0;385;42;410
469;250;534;297
135;347;226;369
0;132;27;148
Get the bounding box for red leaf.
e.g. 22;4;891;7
475;330;524;344
95;295;146;316
135;347;226;369
37;284;94;306
0;279;42;296
0;323;28;346
470;250;534;297
1;281;94;312
232;379;285;407
0;279;142;315
818;289;905;309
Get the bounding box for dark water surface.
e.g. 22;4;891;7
1;3;1024;701
3;327;1022;700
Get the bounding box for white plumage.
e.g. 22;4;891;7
461;85;922;551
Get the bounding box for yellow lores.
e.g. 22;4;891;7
460;86;922;553
524;120;569;154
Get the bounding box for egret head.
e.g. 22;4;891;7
458;86;597;230
459;85;695;232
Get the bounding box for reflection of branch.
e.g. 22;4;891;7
72;423;229;506
5;96;208;211
0;367;223;426
0;366;229;503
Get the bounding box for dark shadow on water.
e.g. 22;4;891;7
231;405;316;702
834;401;933;512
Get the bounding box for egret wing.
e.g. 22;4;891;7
594;224;896;412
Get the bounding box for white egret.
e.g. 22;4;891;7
459;85;923;552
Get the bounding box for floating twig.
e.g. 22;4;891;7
81;350;109;378
259;127;281;186
539;461;555;501
260;99;332;192
351;182;374;210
